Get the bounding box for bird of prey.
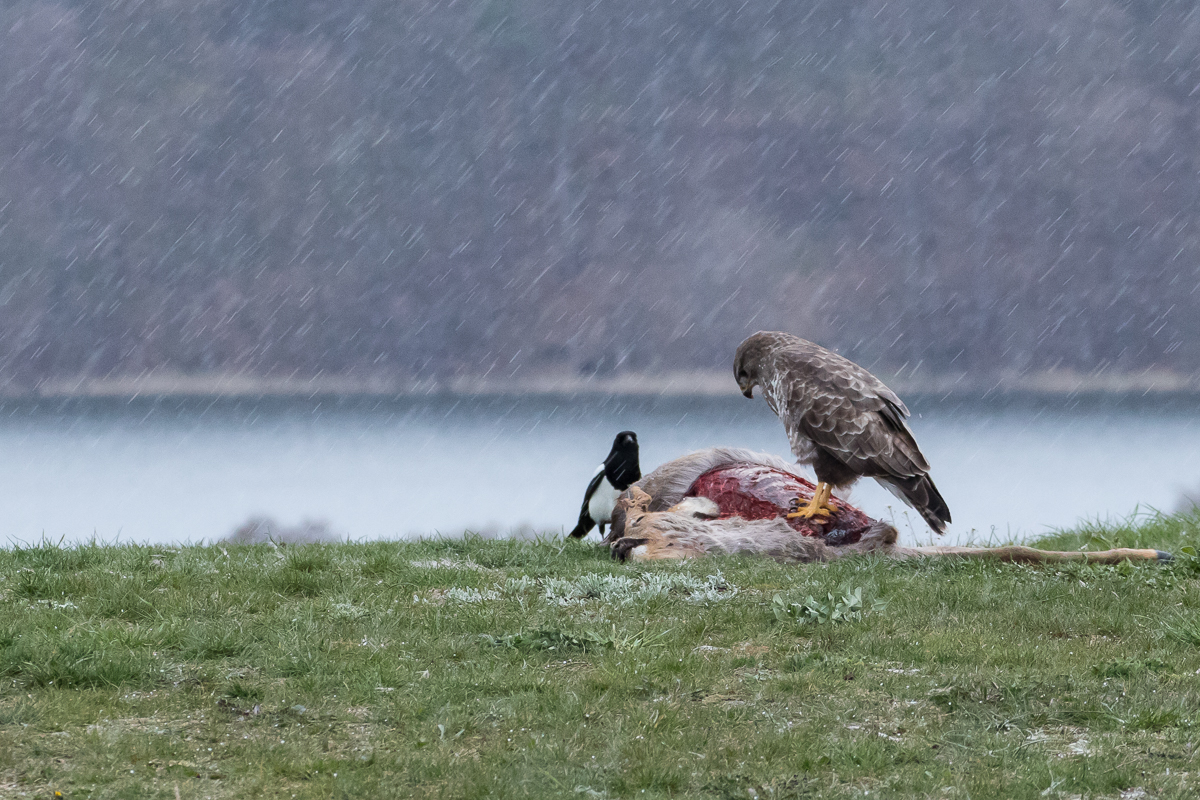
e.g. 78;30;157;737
568;430;642;538
733;331;951;534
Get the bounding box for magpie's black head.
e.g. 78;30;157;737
604;430;641;490
611;430;637;450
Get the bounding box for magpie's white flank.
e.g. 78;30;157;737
568;430;641;539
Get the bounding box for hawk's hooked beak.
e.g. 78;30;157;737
740;384;754;399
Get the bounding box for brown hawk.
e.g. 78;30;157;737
733;331;951;534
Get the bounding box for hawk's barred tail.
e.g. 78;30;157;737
882;474;951;535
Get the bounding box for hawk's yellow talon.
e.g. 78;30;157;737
786;507;831;520
786;482;837;520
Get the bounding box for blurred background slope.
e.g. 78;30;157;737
1;0;1198;394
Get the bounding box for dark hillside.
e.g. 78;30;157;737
1;0;1198;390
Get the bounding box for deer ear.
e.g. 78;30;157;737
627;486;652;506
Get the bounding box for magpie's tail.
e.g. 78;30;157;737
568;517;596;539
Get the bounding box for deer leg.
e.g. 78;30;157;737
901;545;1173;564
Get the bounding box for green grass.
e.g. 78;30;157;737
2;511;1199;799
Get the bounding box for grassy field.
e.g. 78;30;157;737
2;513;1199;799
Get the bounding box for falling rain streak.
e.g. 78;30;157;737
0;1;1198;542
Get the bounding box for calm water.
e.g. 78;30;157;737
2;395;1198;547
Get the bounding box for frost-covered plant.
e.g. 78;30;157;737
541;570;734;606
771;586;886;625
328;600;368;620
502;575;537;595
442;587;501;604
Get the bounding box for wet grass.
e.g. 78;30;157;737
1;510;1198;798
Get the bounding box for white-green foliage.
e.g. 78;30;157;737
540;570;735;606
771;586;886;625
501;576;537;595
441;587;502;604
327;599;369;620
408;559;487;571
431;570;735;606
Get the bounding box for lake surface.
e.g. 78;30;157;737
1;395;1198;547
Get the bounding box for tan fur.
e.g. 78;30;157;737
613;487;898;563
612;487;1167;566
606;447;812;543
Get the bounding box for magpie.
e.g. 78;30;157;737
568;430;641;539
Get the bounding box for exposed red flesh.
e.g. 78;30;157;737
683;463;878;545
